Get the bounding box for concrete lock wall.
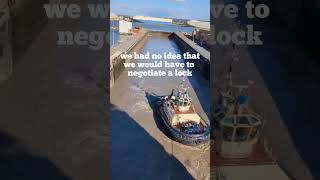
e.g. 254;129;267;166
170;32;210;79
249;83;314;180
110;31;149;87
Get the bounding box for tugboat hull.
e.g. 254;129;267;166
156;98;209;146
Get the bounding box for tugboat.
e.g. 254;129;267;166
210;66;290;179
213;65;263;158
157;82;209;145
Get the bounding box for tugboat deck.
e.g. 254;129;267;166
173;120;207;132
173;104;195;114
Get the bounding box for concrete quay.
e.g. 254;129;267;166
170;32;210;79
110;29;148;88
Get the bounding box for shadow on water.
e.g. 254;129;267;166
186;65;211;119
109;104;194;180
145;92;171;139
0;131;70;180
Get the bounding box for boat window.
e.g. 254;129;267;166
249;116;259;125
217;112;225;120
237;116;250;125
223;117;233;124
234;127;251;142
222;126;234;142
250;125;261;139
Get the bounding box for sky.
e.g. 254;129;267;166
110;0;210;21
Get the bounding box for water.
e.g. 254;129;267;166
110;20;195;46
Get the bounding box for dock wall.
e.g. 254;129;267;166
110;30;148;87
170;32;210;79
